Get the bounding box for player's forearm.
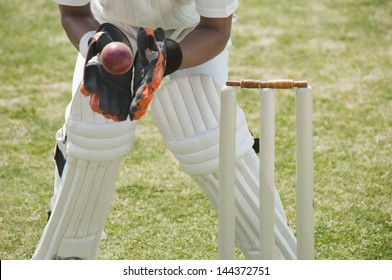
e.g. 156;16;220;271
58;4;100;52
179;15;232;69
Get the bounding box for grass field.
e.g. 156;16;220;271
0;0;391;260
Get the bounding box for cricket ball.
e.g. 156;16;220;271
100;42;134;75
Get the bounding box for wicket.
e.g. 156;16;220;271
218;79;314;260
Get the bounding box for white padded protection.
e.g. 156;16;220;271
33;157;121;259
163;108;251;175
151;75;297;259
33;119;136;260
66;119;135;161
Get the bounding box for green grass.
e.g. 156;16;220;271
1;0;391;260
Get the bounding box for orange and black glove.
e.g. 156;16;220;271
130;27;182;120
80;23;134;121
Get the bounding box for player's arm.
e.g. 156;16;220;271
58;4;100;52
179;15;233;69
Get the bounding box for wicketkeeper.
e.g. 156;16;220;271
33;0;297;260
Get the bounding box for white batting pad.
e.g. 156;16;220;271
33;112;136;260
151;75;297;259
33;157;121;260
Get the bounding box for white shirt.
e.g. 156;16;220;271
53;0;238;29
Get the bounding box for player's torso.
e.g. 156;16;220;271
91;0;200;29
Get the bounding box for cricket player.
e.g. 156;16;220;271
33;0;297;260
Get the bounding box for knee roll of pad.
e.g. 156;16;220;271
66;119;136;161
151;75;253;175
165;110;252;175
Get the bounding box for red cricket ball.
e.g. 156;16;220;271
100;42;134;75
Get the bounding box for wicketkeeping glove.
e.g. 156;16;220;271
130;27;182;120
80;23;134;121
